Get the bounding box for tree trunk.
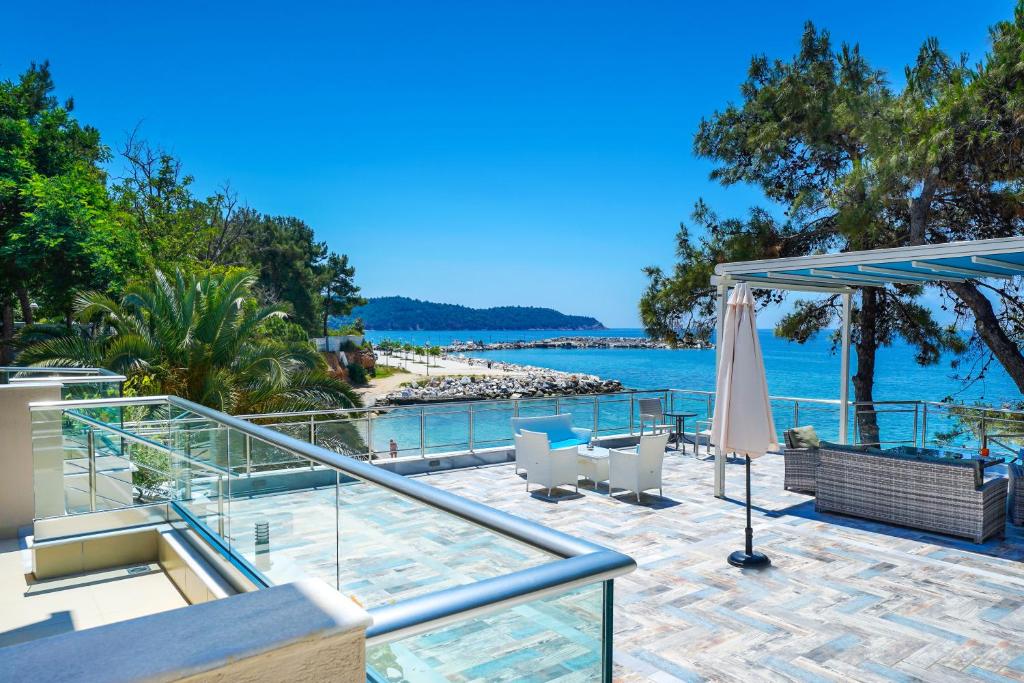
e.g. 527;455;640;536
947;281;1024;393
852;288;881;446
1;301;14;365
16;286;33;325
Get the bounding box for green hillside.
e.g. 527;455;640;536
337;297;604;331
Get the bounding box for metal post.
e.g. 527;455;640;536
601;580;614;683
838;292;853;444
244;434;252;476
468;404;475;452
217;474;225;537
912;403;919;447
793;402;799;429
87;428;97;512
309;416;317;470
593;397;599;435
921;403;928;448
513;399;520;418
714;282;728;498
554;396;561;414
367;413;374;460
419;408;426;458
628;397;634;436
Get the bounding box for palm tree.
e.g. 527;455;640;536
18;269;361;414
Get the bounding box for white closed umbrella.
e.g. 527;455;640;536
711;282;777;568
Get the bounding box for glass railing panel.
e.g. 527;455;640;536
313;418;371;459
364;408;418;459
367;581;605;682
559;396;598;435
596;395;631;435
470;401;516;450
423;408;470;455
515;398;558;418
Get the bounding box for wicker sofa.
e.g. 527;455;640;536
783;447;819;494
1011;462;1024;526
782;428;820;494
815;446;1007;543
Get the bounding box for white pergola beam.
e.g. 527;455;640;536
767;272;871;288
855;265;961;283
808;268;928;286
732;274;851;294
911;260;1012;280
971;256;1024;273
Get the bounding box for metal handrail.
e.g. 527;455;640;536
29;393;637;646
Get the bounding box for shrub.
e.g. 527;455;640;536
347;362;368;385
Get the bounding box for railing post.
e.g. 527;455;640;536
244;434;252;476
420;408;426;458
980;414;988;451
921;403;928;448
554;396;561;414
593;396;599;435
367;413;374;460
87;428;97;512
309;415;317;470
469;404;475;453
706;394;712;422
912;403;919;447
217;474;225;537
629;397;634;435
793;402;799;429
513;399;519;418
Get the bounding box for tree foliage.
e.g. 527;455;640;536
19;269;361;414
640;17;1024;442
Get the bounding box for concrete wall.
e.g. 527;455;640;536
0;383;60;538
0;579;370;683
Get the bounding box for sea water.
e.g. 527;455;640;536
359;329;1021;452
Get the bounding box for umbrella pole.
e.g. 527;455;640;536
728;455;771;569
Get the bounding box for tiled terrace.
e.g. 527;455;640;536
417;449;1024;682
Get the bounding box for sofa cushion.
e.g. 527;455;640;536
789;425;821;449
550;438;585;450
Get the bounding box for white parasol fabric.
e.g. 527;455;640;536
710;283;778;459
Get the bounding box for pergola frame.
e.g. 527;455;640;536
708;236;1024;498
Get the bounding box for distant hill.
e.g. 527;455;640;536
336;296;604;331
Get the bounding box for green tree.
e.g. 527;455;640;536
230;213;327;334
0;62;141;360
642;24;966;443
19;269;361;414
319;252;365;338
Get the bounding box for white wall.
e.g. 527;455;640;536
0;383;61;538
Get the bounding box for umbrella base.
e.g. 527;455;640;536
727;550;771;569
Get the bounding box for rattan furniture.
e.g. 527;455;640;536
782;428;820;494
782;447;820;494
1011;462;1024;526
815;446;1007;543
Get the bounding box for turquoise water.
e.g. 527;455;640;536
365;328;1020;406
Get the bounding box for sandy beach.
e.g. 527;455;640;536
356;353;526;403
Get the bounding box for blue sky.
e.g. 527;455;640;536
1;1;1010;327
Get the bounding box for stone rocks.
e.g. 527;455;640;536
378;366;622;405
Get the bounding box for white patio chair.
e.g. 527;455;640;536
638;398;672;436
609;433;670;502
518;429;578;496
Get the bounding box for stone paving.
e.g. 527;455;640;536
416;449;1024;682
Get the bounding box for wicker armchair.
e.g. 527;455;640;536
816;447;1007;544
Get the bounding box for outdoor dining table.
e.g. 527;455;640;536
663;411;697;451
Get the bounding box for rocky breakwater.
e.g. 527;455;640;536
379;372;622;405
444;335;711;352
